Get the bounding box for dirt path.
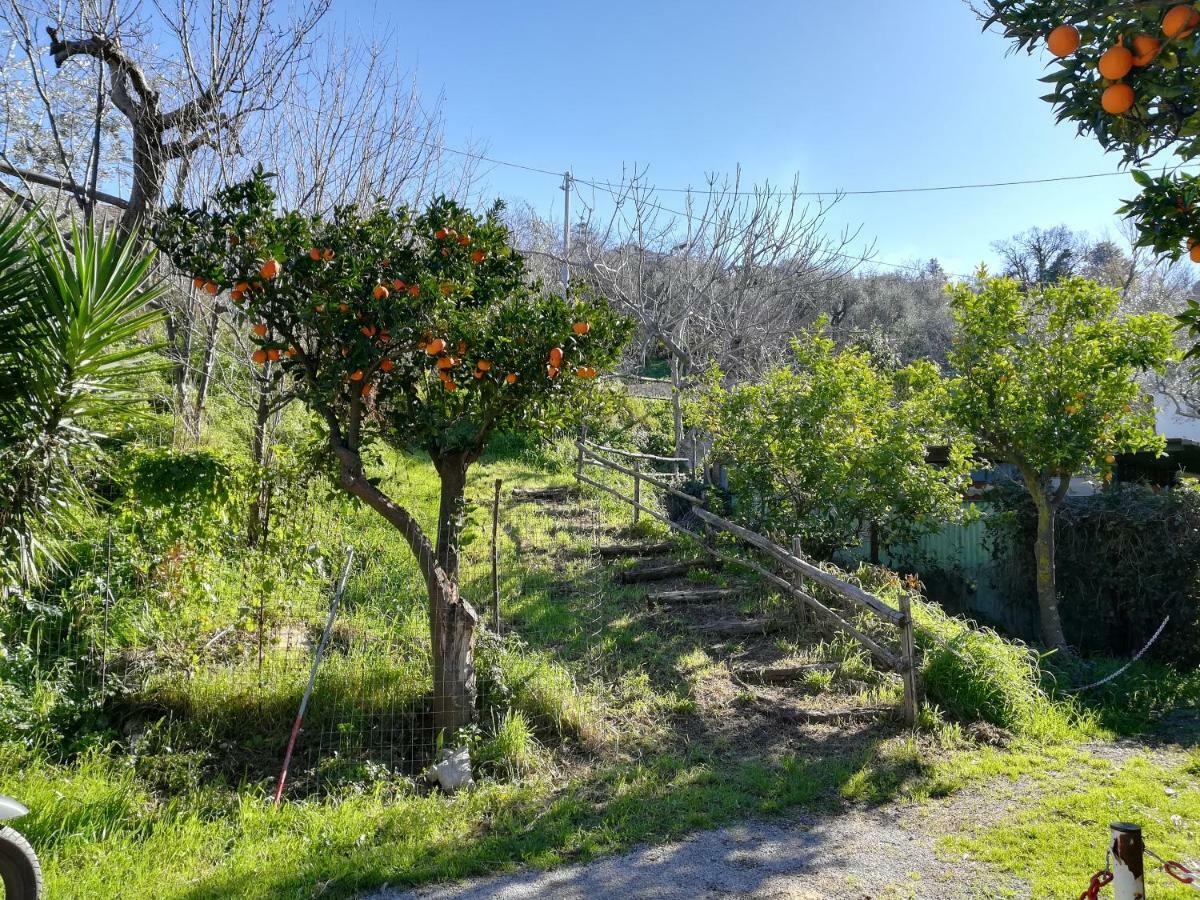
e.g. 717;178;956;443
366;800;1026;900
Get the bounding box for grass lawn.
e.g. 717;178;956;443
3;437;1199;899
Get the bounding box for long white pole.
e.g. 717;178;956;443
561;170;571;291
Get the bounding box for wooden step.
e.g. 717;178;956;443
594;540;676;558
649;587;744;604
617;560;708;584
688;617;778;636
733;663;839;683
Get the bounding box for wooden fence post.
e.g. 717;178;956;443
898;590;918;726
491;478;502;634
632;460;641;526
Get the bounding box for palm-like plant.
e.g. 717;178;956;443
1;215;164;590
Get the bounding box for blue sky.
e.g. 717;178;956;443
333;0;1143;276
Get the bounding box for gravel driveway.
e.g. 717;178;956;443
364;804;1025;900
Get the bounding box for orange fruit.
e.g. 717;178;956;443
251;349;268;365
505;373;518;384
392;279;406;291
1105;453;1116;464
1131;34;1162;65
1047;24;1080;57
230;289;245;303
426;338;447;355
458;234;471;245
380;359;394;372
473;371;483;379
338;303;349;313
1101;83;1135;114
373;285;389;300
361;383;373;397
1098;44;1134;80
547;364;560;378
379;332;391;344
267;348;281;361
259;258;281;279
548;347;564;365
435;228;448;240
192;276;205;290
234;281;250;294
286;347;297;357
436;357;455;370
309;247;321;260
1189;241;1200;262
203;281;219;295
1163;4;1200;38
470;250;485;263
444;380;457;392
457;341;467;354
322;248;335;261
315;304;326;313
252;323;268;337
408;284;421;297
350;369;364;381
361;326;376;337
574;366;588;377
572;321;590;335
476;359;492;371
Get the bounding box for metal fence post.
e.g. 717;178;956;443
1111;822;1145;900
491;478;502;634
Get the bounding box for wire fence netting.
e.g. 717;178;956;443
1;473;611;796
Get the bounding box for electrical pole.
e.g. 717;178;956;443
560;170;572;291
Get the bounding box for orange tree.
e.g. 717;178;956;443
947;275;1176;654
153;173;631;732
981;1;1200;351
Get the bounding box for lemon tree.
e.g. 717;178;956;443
947;275;1176;653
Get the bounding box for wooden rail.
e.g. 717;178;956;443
576;441;919;724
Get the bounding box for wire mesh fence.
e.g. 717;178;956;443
0;471;611;796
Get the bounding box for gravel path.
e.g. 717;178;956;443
365;804;1024;900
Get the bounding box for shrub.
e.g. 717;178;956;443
985;481;1200;665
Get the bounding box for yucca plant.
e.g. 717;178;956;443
0;215;165;591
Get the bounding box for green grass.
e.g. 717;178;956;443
7;426;1200;898
940;749;1200;899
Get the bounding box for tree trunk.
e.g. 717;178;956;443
335;443;478;733
1023;471;1071;654
433;450;473;582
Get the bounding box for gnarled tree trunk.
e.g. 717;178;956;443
1022;469;1071;654
334;442;478;733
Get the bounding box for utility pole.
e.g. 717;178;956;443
560;170;572;291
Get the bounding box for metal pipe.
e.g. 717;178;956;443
1111;822;1146;900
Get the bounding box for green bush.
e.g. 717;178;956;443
985;481;1200;665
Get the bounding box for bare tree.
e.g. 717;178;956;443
992;225;1081;290
566;166;864;456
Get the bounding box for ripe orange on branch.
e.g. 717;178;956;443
1098;44;1134;80
572;321;590;335
1163;4;1200;39
1189;240;1200;262
252;323;268;337
1131;34;1161;66
259;257;281;279
1101;83;1135;114
426;338;447;355
251;349;268;365
373;284;389;300
1047;23;1080;57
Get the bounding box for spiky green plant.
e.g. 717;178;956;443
1;218;164;589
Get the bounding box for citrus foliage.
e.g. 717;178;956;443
689;327;973;556
153;173;631;462
981;1;1200;353
946;275;1176;480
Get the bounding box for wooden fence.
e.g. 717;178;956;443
575;438;919;725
